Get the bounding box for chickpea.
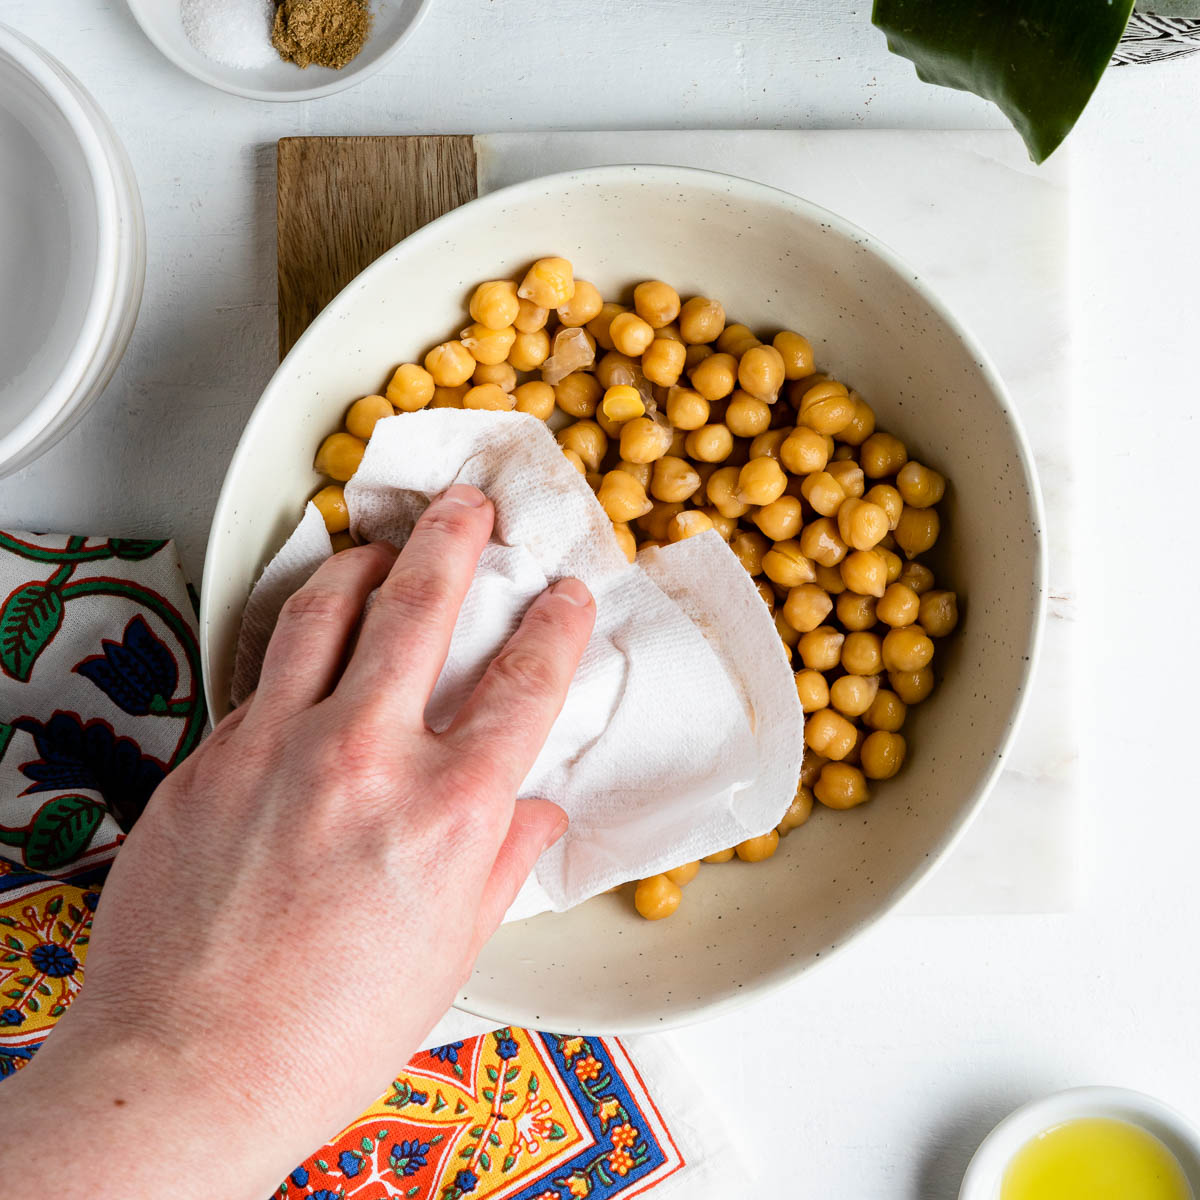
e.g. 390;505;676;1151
386;363;436;411
651;455;701;503
725;393;772;438
638;501;684;541
896;460;946;508
814;762;870;810
684;343;714;372
312;483;349;533
460;322;516;366
430;384;468;410
473;361;517;393
756;578;777;610
814;563;847;595
748;428;791;461
345;394;394;441
557;419;607;470
836;591;877;632
839;549;888;598
314;431;365;482
633;874;681;920
779;426;829;476
615;459;653;488
678;296;726;344
597;469;653;522
620;415;673;463
423;341;475;387
799;518;849;568
798;625;845;671
668;509;715;542
642;338;687;387
836;393;876;447
561;447;586;474
330;531;357;553
860;731;906;780
836;498;890;551
704;465;750;518
773;330;815;380
718;322;761;357
464;383;515;411
775;610;801;647
762;539;816;588
633;280;682;329
898;561;936;595
738;344;786;402
864;484;903;530
594;350;640;391
800;471;846;517
753;496;804;541
691;352;739;401
864;689;907;732
508;328;551;372
826;459;865;499
685;423;734;463
710;508;743;541
514;296;550;333
794;669;829;713
736;457;788;506
895;507;940;558
583;301;622;349
830;673;880;718
889;666;935;705
609;311;655;358
556;278;603;327
599;383;644;424
800;753;827;788
875;582;920;628
666;385;710;430
861;431;908;478
703;848;736;864
783;583;833;633
514;380;556;419
919;590;959;637
805;708;859;761
877;547;903;585
519;256;575;308
795;379;855;435
666;861;701;886
777;784;815;834
469;279;521;330
735;831;779;862
612;521;637;563
832;444;854;462
842;630;883;675
729;528;769;574
882;626;934;672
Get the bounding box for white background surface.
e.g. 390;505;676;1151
0;3;1197;1196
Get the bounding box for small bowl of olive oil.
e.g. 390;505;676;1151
960;1087;1200;1200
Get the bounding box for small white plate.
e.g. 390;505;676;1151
124;0;433;102
960;1086;1200;1199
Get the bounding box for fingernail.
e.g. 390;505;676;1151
550;578;593;607
544;813;570;850
440;484;486;508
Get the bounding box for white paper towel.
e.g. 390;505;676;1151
233;409;804;917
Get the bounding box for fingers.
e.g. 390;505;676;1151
443;578;595;793
251;543;398;720
472;798;568;948
336;485;495;721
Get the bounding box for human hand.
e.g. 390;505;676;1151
0;484;594;1199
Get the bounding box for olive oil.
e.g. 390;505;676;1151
1001;1117;1193;1200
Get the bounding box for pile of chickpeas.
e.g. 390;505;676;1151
308;256;959;923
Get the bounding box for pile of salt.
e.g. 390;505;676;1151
181;0;278;70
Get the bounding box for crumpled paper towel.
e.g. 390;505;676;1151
233;410;803;918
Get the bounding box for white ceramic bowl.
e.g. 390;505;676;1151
960;1087;1200;1198
201;165;1045;1033
0;24;144;477
125;0;432;102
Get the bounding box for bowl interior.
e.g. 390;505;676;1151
0;44;99;441
125;0;429;99
202;166;1043;1033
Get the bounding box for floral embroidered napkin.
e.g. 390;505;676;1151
0;531;746;1198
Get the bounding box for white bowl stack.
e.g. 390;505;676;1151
0;24;144;477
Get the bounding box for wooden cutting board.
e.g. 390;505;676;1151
276;135;478;358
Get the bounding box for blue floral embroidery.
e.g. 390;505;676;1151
0;1008;23;1026
308;1192;340;1200
81;891;100;911
430;1040;463;1064
337;1150;362;1178
455;1169;478;1193
288;1167;309;1187
389;1139;431;1177
29;943;78;977
495;1036;519;1060
14;711;166;830
410;1089;428;1105
0;1044;34;1079
74;616;178;717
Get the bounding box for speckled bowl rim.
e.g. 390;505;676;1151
202;164;1047;1032
123;0;436;103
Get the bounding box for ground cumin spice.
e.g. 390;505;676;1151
271;0;372;69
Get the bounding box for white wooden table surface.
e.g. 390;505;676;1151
2;3;1199;1195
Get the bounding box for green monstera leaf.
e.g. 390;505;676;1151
873;0;1136;163
0;583;64;682
22;795;105;871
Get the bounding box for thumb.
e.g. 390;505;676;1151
472;798;568;949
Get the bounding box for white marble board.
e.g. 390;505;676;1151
475;130;1076;915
